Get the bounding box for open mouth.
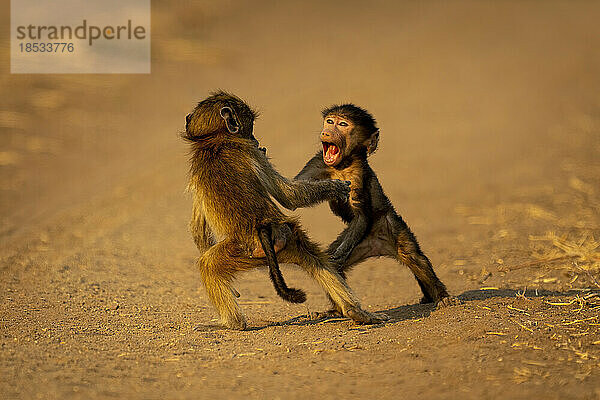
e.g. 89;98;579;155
322;142;341;166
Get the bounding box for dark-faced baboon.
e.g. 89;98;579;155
295;104;456;315
183;92;384;329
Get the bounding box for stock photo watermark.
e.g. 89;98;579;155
11;0;150;73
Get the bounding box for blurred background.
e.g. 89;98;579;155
1;0;599;295
1;0;598;239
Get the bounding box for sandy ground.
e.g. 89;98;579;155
1;1;600;399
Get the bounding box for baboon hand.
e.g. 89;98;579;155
331;179;351;202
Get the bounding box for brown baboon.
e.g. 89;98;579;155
183;91;384;329
186;102;303;304
295;104;456;316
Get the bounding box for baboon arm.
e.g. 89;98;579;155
255;155;339;211
328;211;370;266
294;153;327;181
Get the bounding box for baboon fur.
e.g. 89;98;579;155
296;104;456;315
183;92;384;329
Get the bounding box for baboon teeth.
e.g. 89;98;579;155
322;142;340;165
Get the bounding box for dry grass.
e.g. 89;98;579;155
497;232;600;289
481;291;600;383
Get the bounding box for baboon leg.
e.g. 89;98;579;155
278;227;383;324
319;242;378;317
393;221;449;304
318;217;397;316
323;215;452;311
335;216;398;274
278;229;352;313
198;240;252;330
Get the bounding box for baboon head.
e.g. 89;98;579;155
183;91;257;141
320;104;379;167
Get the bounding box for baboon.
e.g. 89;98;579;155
186;98;303;304
295;104;456;315
183;92;384;329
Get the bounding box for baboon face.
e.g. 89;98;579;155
184;91;257;141
321;114;353;167
320;104;379;167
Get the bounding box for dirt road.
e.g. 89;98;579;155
1;1;600;399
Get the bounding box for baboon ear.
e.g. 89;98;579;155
366;130;379;155
219;106;240;134
185;113;192;130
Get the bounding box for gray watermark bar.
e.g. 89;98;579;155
11;0;150;74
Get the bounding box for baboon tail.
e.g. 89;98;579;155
258;226;306;303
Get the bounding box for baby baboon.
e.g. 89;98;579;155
296;104;456;315
187;102;302;304
183;91;383;329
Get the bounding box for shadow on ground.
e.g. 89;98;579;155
194;287;599;332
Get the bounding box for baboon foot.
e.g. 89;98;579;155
345;307;388;325
310;308;343;320
419;295;434;304
223;315;247;330
435;296;461;309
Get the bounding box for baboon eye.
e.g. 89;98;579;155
339;121;348;127
326;119;334;124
